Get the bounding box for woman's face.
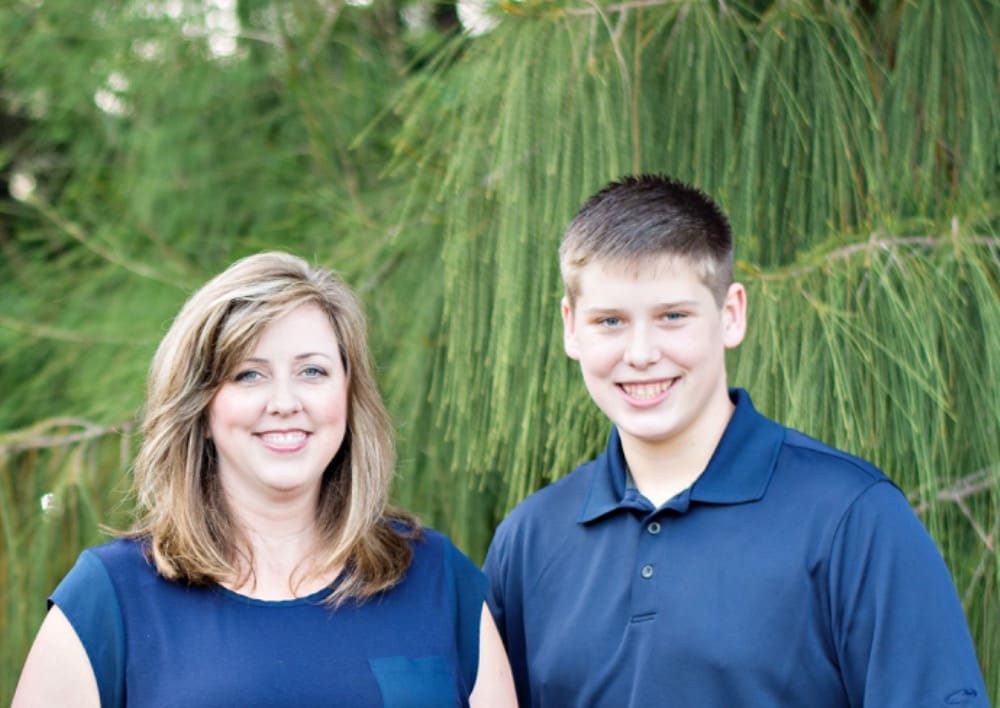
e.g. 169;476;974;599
207;303;349;511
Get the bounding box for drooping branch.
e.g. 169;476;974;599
26;196;183;288
742;231;999;283
0;315;155;346
910;467;998;552
563;0;689;17
0;418;134;455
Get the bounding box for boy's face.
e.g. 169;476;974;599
561;256;746;459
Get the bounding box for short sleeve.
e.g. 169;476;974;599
828;481;988;706
483;520;532;706
50;550;125;708
441;536;488;693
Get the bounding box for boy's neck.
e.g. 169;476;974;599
620;394;736;508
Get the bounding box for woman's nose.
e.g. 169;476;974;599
265;379;302;415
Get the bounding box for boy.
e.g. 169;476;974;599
483;175;988;706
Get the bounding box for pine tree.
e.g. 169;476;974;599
376;0;999;691
1;0;997;698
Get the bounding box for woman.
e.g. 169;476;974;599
14;252;516;707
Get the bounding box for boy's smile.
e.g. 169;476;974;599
562;256;746;468
619;378;675;405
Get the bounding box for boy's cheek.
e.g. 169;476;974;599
574;343;621;374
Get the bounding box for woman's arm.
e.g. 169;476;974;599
470;603;518;707
12;605;101;708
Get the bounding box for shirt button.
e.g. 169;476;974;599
647;521;661;535
640;564;654;579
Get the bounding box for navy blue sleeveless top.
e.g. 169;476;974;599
50;529;486;707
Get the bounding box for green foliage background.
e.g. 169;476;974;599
1;0;997;700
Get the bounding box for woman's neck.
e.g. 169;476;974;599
223;497;338;600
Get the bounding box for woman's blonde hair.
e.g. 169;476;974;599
128;251;417;603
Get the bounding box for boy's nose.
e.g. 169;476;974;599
623;327;662;368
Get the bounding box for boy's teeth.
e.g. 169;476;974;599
622;381;670;399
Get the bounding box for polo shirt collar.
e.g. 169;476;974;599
578;388;784;523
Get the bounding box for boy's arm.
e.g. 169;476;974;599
483;523;533;707
828;481;988;707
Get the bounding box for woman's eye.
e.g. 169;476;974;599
234;369;262;383
302;366;327;378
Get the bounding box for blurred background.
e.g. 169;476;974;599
1;0;997;699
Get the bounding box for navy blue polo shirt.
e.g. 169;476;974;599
484;389;987;707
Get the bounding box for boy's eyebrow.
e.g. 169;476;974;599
656;299;702;308
582;299;702;312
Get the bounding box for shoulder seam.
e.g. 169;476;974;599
781;433;884;483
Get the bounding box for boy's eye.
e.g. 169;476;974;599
598;316;622;328
661;312;686;322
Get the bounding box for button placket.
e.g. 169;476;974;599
631;516;664;619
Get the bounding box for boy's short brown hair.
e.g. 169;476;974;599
560;174;734;306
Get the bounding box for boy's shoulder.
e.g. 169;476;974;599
777;425;890;490
718;389;894;501
494;454;602;537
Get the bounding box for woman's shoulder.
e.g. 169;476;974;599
350;517;484;604
385;515;455;559
85;536;150;570
408;527;485;589
65;537;164;595
405;525;463;562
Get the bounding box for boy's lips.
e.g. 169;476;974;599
618;378;677;405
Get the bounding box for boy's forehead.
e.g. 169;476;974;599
570;255;717;309
578;254;705;286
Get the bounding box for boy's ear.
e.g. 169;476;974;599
561;296;582;360
721;282;747;349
